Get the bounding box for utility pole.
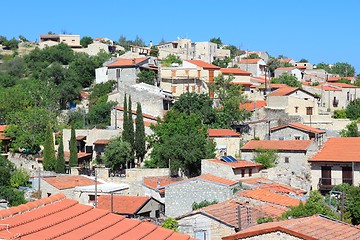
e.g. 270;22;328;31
94;168;98;208
340;192;345;221
38;168;41;199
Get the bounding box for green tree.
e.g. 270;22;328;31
271;72;301;88
135;103;146;164
333;109;347;119
0;187;26;206
89;80;116;101
80;36;93;48
69;123;78;168
171;92;217;126
281;191;338;220
150;46;159;57
42;124;57;171
10;168;30;188
224;45;240;59
212;57;231;68
209;74;251;128
243;53;260;59
209;37;222;47
127;96;135;156
161;54;182;67
122;94;129;142
340;121;359;137
147;111;215;177
137;70;157;85
315;62;331;72
345;99;360;120
162;218;178;232
69;52;97;88
332;184;360;225
254;149;278;169
0;73;17;88
55;135;66;173
330;62;355;77
299;58;309;63
88;96;116;128
0;155;15;186
103;138;132;170
192;200;218;210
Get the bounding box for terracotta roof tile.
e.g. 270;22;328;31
222;214;360;240
185;60;220;69
97;195;151;215
208;129;240;137
270;122;325;134
239;59;263;64
0;195;194;240
329;82;359;88
269;86;298;96
238;189;303;207
107;58;147;67
240;177;306;195
240;100;266;111
241;140;313;151
313;85;342;91
310;137;360;162
327;76;354;82
221;68;252;75
93;139;111;145
42;175;100;190
276;67;296;71
209;159;263;169
143;176;183;190
196;174;237;186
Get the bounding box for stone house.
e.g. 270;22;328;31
222;214;360;240
39;34;81;49
97;195;164;218
294;62;313;70
237;59;266;77
201;158;263;181
241;140;318;190
266;86;319;117
143;176;184;204
327;76;356;84
208;129;241;157
302;68;328;83
278;58;296;66
270;122;326;146
177;199;286;240
274;67;302;81
309;137;360;192
165;174;239;217
159;59;221;99
239;51;269;63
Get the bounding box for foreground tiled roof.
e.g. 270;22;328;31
42;175;100;190
178;199;286;229
238;189;303;207
208;129;240;137
220;68;252;75
239;100;266;111
310;137;360;162
241;140;313;151
209;159;263;169
270;122;325;134
185;60;220;69
107;57;148;67
0;194;195;240
97;195;151;215
222;214;360;240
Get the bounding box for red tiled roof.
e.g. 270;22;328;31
269;86;298;96
327;76;354;82
270;122;325;134
240;100;266;111
0;125;7;132
42;175;100;190
143;176;183;194
195;174;237;186
240;178;306;195
269;83;289;89
107;58;148;67
208;129;240;137
93;139;111;145
250;77;265;83
186;60;220;69
221;68;252;75
97;195;151;215
80;91;90;99
230;82;253;86
222;214;360;240
0;194;195;240
313;85;341;91
113;106;159;121
241;140;313;151
328;82;359;88
296;65;307;69
239;59;263;64
37;152;92;162
0;125;10;140
278;58;293;63
209;159;263;169
238;189;303;207
310;137;360;162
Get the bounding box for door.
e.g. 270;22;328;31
321;166;332;186
342;167;353;185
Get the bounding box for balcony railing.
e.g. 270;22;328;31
318;178;353;190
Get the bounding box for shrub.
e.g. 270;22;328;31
333;109;347;119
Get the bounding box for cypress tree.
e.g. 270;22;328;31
135;102;146;164
127;95;135;149
43;124;56;171
55;135;66;173
122;93;128;142
69;123;78;168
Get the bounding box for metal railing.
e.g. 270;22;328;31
318;178;353;188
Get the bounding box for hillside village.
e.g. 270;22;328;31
0;33;360;240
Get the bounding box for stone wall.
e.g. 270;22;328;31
241;231;302;240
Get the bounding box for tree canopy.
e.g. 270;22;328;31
345;99;360;120
340;121;359;137
103;138;132;170
271;72;302;88
80;36;93;48
332;183;360;225
137;70;157;85
161;54;182;67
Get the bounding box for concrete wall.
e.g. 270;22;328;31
165;180;235;217
137;198;163;217
178;213;235;240
211;136;241;157
241;231;302;240
95;67;108;84
274;69;302;81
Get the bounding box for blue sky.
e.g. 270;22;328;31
1;0;359;73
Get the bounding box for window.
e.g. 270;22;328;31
279;137;284;140
116;69;120;78
295;106;299;113
172;86;177;93
195;230;207;240
192;86;195;92
248;169;252;177
241;169;245;177
285;157;289;163
185;86;189;92
295;136;301;140
306;107;313;115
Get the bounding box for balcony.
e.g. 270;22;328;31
318;178;353;191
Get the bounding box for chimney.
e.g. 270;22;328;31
237;205;242;231
149;41;153;48
132;58;136;65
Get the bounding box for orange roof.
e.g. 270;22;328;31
107;57;147;67
313;85;341;91
269;83;289;89
93;139;111;145
240;100;266;111
241;140;313;151
296;65;307;69
310;137;360;162
208;129;240;137
80;91;90;99
279;58;293;63
167;174;237;188
239;59;263;64
143;176;183;192
222;214;360;240
0;194;195;240
185;60;220;69
238;189;303;207
240;177;306;195
209;159;263;169
250;77;265;83
269;86;298;96
220;68;252;75
270;122;325;134
328;82;359;88
327;76;354;82
0;125;7;132
42;175;100;190
38;152;92;162
0;125;10;140
97;195;151;215
76;135;86;141
276;67;296;71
